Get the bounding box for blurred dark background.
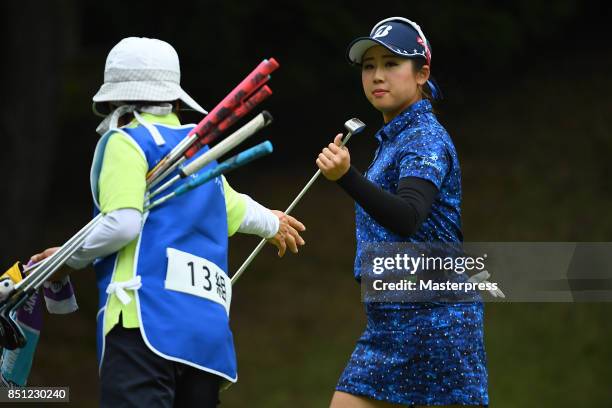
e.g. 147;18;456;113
1;1;611;406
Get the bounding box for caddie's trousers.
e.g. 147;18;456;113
100;316;221;408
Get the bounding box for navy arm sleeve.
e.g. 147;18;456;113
336;166;438;236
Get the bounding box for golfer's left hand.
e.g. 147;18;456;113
268;210;306;257
316;134;350;181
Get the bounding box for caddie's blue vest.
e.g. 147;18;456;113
90;121;236;382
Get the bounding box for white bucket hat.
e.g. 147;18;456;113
93;37;207;135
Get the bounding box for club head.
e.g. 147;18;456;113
344;118;366;135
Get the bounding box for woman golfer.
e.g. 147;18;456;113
316;18;488;407
31;37;305;407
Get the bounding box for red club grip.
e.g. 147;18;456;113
189;58;279;139
184;85;273;159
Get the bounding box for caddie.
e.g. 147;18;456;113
30;37;306;408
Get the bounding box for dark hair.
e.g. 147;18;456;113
410;58;434;103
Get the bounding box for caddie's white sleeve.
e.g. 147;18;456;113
236;194;280;239
66;208;143;269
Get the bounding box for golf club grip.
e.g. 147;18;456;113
184;85;273;159
231;239;266;284
200;85;273;147
146;58;278;182
175;141;273;197
189;59;279;139
181;111;273;177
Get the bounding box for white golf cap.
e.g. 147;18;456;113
92;37;207;115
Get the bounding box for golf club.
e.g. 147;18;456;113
146;141;274;211
0;60;282;348
230;118;366;285
147;59;279;187
149;111;273;200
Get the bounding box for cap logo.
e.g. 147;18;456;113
373;25;392;39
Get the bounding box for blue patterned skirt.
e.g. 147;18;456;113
336;302;488;406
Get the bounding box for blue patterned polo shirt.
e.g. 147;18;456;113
354;99;463;280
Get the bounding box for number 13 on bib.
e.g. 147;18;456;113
165;248;232;315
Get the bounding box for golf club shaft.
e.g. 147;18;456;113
146;135;197;186
230;170;321;285
15;215;104;294
11;138;275;300
149;111;272;200
10;120;216;300
147;141;273;211
7;60;281;308
231;131;355;285
11;110;268;300
0;215;103;315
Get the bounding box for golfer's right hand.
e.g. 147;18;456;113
316;134;351;181
29;247;60;264
267;210;306;257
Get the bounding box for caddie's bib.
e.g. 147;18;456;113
90;121;236;382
